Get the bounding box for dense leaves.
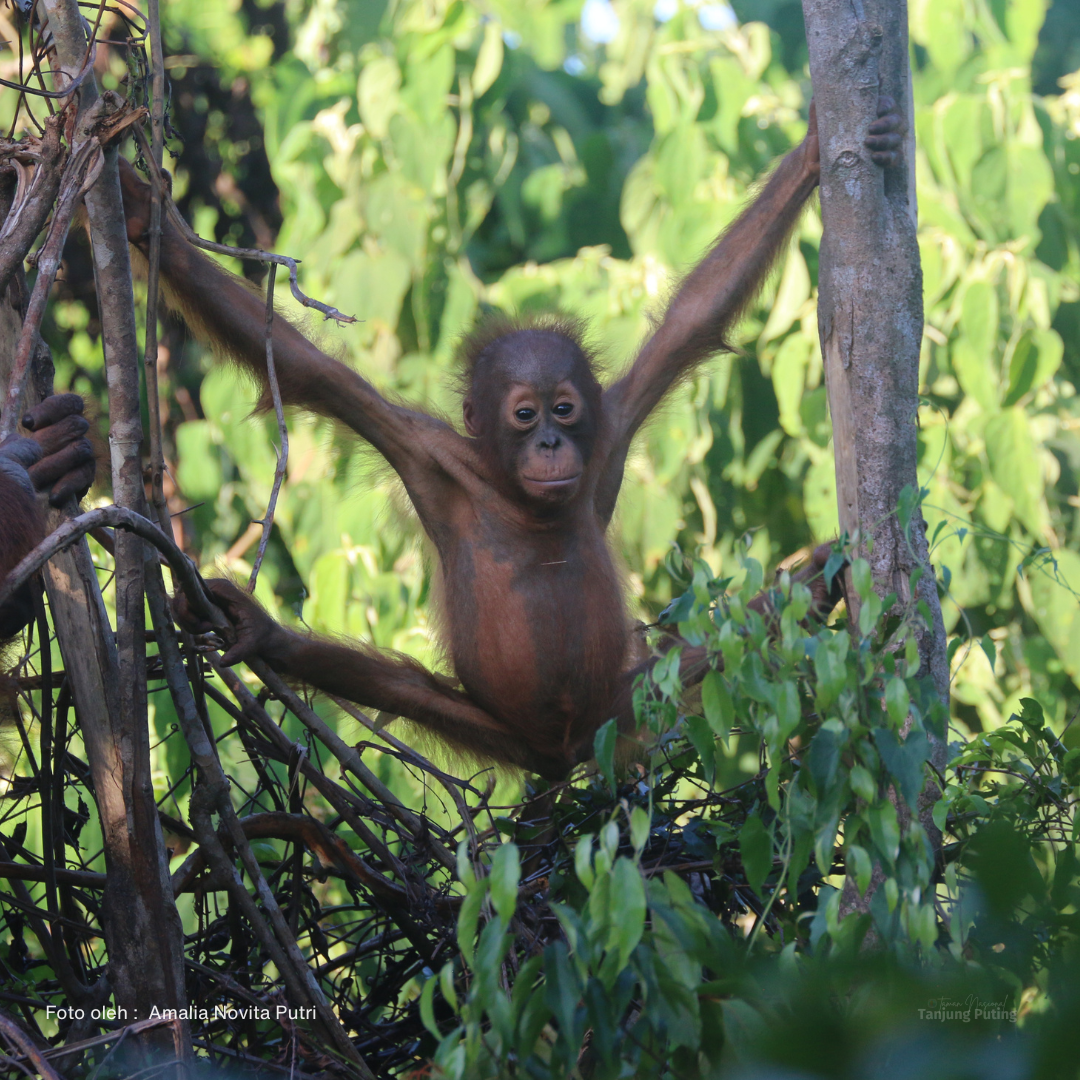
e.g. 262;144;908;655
1;0;1080;1075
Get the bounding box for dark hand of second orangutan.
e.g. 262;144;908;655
865;95;905;167
173;577;294;668
0;394;96;508
803;94;906;179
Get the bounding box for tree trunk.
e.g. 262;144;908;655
801;0;950;888
35;0;189;1061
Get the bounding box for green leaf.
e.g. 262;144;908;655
786;831;813;898
884;677;911;728
741;557;765;598
807;727;840;794
885;877;899;913
489;843;521;923
456;839;475;887
607;859;646;968
824;550;846;591
873;727;931;806
913;0;970;71
1006;144;1054;244
896;484;920;539
851;559;873;603
389;111;457;191
1029;550;1080;688
848;845;873;896
684;714;716;786
765;761;781;811
654;123;706;209
771;333;811;435
701;670;734;737
456;879;488;966
774;680;801;746
419;972;441;1038
960;281;998;367
739;815;772;896
594;718;617;793
1018;697;1045;731
905;635;920;677
814;631;850;710
814;815;839;877
333;244;414;331
174;421;222;500
357;54;401;138
985;408;1045;533
952;337;999;413
630;807;650;854
439;961;458;1014
472;20;504;96
805;454;840;541
402;43;455;126
850;764;877;804
859;590;883;637
544;941;583;1047
932;794;950;833
867;801;901;864
968;819;1045;916
1004;330;1038;406
760;245;810;344
574;835;595;889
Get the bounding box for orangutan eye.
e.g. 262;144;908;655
514;407;537;423
553;402;574;417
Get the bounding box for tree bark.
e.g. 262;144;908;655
37;0;189;1060
801;0;950;892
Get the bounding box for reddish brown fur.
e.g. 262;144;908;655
454;312;600;384
122;98;900;780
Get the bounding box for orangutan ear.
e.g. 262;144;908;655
462;398;480;437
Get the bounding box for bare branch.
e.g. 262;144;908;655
248;261;289;593
141;0;169;531
131;123;356;325
0;1015;63;1080
0;119;66;299
247;660;458;872
0;135;102;438
0;505;221;628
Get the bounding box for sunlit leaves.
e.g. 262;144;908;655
1028;550;1080;683
357;55;401;138
471;21;503;96
985;407;1045;534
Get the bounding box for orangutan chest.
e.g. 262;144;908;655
442;532;626;717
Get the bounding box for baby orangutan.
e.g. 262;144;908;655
122;99;903;779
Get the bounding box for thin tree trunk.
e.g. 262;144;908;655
801;0;950;892
38;0;189;1060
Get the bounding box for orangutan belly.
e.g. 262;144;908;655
444;530;628;737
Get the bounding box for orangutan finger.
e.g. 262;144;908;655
27;438;94;489
29;413;89;456
22;393;84;432
48;460;97;506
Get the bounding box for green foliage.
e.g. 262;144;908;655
16;0;1080;1072
105;0;1080;749
419;542;1080;1076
